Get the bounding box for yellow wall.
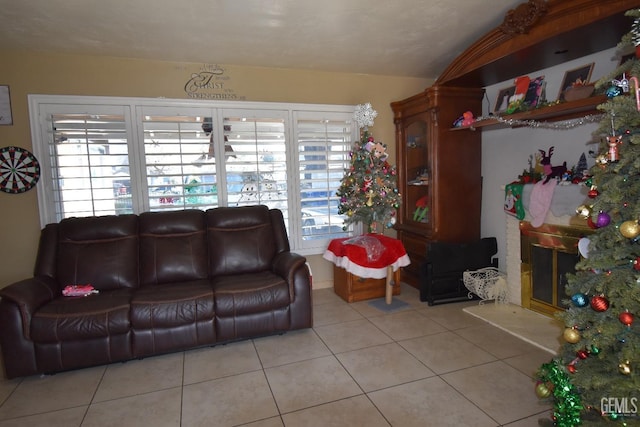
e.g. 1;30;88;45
0;48;432;288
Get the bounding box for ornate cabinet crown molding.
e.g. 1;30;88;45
499;0;549;35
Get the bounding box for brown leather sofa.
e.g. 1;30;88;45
0;205;312;379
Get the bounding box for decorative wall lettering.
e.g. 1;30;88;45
183;64;245;100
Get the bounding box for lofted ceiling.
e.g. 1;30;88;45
0;0;524;79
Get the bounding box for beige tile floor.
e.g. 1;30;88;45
0;284;558;427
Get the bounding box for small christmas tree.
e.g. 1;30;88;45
536;9;640;426
336;103;401;233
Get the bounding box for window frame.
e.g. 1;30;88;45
28;94;357;255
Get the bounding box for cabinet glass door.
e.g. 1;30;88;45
404;119;430;226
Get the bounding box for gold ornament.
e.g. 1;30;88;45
563;327;580;343
366;190;374;207
620;220;640;239
535;382;552;398
618;360;632;375
576;204;592;219
347;210;353;217
595;154;609;168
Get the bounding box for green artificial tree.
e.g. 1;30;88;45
336;103;401;233
536;9;640;426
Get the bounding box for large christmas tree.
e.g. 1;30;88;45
336;103;401;233
536;10;640;426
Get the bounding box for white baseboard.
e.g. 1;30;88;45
312;280;333;289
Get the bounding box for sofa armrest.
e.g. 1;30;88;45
0;276;58;340
272;251;312;329
273;252;307;284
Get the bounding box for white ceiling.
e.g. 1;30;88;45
0;0;524;79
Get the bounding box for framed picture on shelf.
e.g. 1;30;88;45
524;75;545;108
558;63;594;101
494;85;515;113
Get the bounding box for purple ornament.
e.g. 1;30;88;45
596;211;611;228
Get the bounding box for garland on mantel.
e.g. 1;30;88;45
470;113;605;130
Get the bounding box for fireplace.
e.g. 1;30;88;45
520;221;591;317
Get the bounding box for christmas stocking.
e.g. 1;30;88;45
529;179;557;227
504;183;525;220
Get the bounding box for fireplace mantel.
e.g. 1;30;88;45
520;183;588;218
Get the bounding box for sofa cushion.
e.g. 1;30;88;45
206;206;277;276
56;215;139;290
31;289;132;343
212;271;290;317
139;210;208;286
130;281;215;329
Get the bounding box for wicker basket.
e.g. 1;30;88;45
462;267;508;304
563;84;595;102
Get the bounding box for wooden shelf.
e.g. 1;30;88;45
451;94;607;131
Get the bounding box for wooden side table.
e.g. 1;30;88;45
323;234;410;304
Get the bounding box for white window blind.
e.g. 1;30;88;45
30;95;357;255
222;112;288;211
296;112;353;246
140;110;219;211
47;110;131;219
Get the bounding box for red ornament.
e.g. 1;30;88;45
577;349;589;359
587;187;599;198
634;257;640;271
587;217;597;229
568;364;577;373
619;311;634;326
591;295;609;312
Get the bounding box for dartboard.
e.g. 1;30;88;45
0;146;41;194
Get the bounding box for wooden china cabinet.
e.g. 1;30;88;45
391;87;483;287
392;0;640;288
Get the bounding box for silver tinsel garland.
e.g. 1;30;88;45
470;113;605;130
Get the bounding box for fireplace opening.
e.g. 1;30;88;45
520;221;591;317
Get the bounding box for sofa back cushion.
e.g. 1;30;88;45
139;210;208;286
206;205;279;276
56;215;139;290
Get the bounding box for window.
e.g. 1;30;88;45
295;112;354;250
29;95;355;254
